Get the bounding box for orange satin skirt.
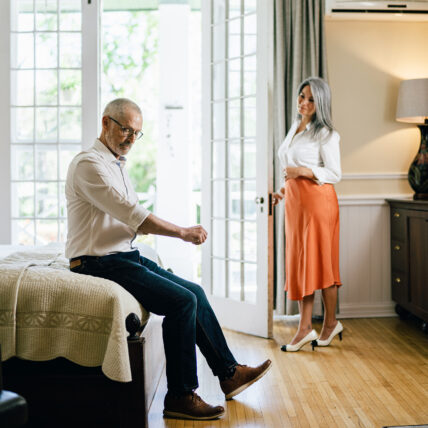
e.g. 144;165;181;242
284;177;342;301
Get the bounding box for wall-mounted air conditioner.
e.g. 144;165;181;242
325;0;428;20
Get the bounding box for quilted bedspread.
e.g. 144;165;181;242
0;246;150;382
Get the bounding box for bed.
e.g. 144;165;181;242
0;243;165;428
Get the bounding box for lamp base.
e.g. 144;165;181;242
408;124;428;196
413;193;428;200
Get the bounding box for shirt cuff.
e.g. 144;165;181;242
311;167;326;185
128;204;151;232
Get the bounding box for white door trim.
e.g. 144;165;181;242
0;0;11;243
82;0;101;148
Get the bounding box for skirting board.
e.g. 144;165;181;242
338;301;396;318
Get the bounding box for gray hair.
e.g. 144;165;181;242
296;77;334;140
102;98;142;120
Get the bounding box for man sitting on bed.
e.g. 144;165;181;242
65;98;271;421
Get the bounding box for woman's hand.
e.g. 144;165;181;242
284;166;314;180
272;188;285;206
284;167;301;179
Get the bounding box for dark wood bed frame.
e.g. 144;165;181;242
2;313;165;428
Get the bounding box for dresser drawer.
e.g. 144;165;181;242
391;240;407;273
391;271;408;303
387;199;428;323
390;208;406;241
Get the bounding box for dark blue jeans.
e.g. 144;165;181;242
70;250;237;394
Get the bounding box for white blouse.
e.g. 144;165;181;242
277;121;342;185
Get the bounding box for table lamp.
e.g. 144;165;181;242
396;78;428;200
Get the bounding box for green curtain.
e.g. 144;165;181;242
273;0;328;315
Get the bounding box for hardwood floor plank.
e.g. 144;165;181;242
149;317;428;428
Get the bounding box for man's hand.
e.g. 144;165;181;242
181;225;208;245
138;214;207;244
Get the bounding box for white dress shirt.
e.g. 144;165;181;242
65;139;150;258
277;121;342;185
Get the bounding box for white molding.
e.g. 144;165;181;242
82;0;100;148
342;173;407;181
201;0;212;297
338;194;412;206
338;302;396;319
254;0;272;337
0;0;11;243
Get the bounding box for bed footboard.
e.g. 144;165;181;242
118;313;164;427
2;313;165;428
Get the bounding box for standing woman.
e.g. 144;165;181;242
272;77;343;352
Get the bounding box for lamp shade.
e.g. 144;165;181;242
396;78;428;124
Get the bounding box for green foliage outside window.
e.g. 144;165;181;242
102;10;159;199
102;10;160;246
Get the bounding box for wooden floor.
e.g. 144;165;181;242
149;317;428;428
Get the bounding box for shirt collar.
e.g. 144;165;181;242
92;139;127;167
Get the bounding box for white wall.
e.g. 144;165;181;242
326;20;428;196
338;198;394;318
156;4;194;278
325;19;428;317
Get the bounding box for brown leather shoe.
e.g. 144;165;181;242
220;359;272;400
163;391;225;420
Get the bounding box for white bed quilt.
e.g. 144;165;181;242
0;246;150;382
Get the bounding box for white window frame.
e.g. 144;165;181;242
0;0;99;245
0;1;12;244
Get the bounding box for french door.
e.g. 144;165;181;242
201;0;273;338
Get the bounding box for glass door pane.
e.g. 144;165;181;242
202;0;272;337
209;0;258;303
10;0;83;245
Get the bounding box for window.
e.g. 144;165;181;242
10;0;82;245
210;0;258;303
8;0;203;273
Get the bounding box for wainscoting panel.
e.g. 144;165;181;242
337;197;397;318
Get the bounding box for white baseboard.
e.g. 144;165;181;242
338;301;396;318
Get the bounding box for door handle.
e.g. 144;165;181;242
255;197;264;204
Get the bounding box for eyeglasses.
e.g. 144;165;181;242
108;116;144;140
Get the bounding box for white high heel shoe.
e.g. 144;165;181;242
312;321;343;348
281;329;318;352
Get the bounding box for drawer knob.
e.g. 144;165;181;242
395;277;401;284
393;212;401;218
394;245;401;251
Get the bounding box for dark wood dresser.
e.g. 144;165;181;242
386;199;428;331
